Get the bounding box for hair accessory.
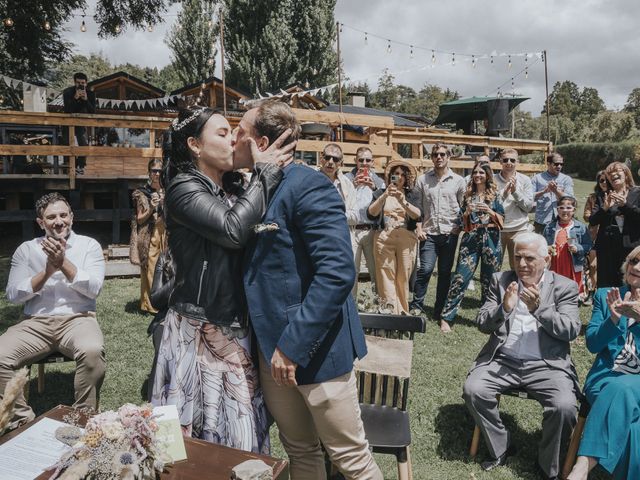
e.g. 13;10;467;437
172;109;204;132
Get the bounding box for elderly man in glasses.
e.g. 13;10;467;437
493;148;534;270
409;143;466;319
531;152;574;234
344;146;386;298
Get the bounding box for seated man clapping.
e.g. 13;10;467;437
2;193;105;429
463;232;581;479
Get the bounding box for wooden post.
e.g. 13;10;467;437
544;50;550;142
149;129;156;149
69;125;76;190
336;21;344;142
219;7;227;118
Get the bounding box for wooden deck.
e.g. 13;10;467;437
1;109;550;242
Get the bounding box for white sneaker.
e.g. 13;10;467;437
468;280;476;291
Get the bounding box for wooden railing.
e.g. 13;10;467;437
0;110;549;190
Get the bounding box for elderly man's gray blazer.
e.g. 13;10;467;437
472;270;581;379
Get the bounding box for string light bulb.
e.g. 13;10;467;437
80;19;87;32
304;80;310;89
339;23;343;33
387;40;391;54
472;55;476;68
147;24;153;32
3;17;14;27
207;19;212;28
44;20;51;31
508;55;512;69
364;32;368;45
410;46;414;59
490;55;494;64
525;67;529;79
431;50;436;64
207;57;214;66
451;52;455;66
114;24;121;33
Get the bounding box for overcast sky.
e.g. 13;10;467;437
61;0;640;114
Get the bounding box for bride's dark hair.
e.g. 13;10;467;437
163;106;218;184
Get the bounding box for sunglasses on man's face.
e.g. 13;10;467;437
323;154;342;163
432;152;447;158
552;162;564;167
358;157;373;163
502;158;517;164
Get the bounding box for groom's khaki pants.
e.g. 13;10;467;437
0;313;106;430
259;354;382;480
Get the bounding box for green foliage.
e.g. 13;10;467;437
556;141;640;180
165;0;219;86
624;87;640;129
223;0;337;95
582;110;639;143
0;0;173;80
47;53;182;94
368;71;459;121
543;81;605;122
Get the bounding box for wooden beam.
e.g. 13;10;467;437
0;145;163;157
291;108;394;130
297;140;394;157
0;111;173;129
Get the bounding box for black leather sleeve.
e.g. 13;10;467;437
150;254;173;311
166;165;283;250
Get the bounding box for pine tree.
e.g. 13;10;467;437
223;0;337;95
165;0;219;86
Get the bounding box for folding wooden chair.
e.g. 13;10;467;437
355;313;426;480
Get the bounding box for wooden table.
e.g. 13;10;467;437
0;405;288;480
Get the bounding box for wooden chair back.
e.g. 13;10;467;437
355;313;426;411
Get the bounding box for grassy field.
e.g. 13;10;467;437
0;178;609;479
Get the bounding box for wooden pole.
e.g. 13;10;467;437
219;7;227;118
336;21;344;142
544;49;550;143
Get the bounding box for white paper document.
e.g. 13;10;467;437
0;417;72;480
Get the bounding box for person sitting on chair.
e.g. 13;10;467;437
463;232;581;480
2;192;106;430
567;246;640;480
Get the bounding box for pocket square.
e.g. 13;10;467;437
254;222;279;234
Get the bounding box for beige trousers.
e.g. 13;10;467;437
351;228;377;300
501;229;528;270
259;355;382;480
0;313;106;429
374;228;418;314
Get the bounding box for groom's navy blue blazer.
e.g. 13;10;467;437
244;163;367;385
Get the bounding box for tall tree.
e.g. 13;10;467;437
578;87;606;116
624;87;640;128
223;0;337;95
1;0;172;80
544;80;581;119
166;0;219;85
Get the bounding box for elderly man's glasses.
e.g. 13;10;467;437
432;152;447;158
502;158;516;164
358;157;373;163
323;154;341;162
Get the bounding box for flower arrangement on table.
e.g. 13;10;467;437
50;403;167;480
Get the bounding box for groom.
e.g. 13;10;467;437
235;100;382;480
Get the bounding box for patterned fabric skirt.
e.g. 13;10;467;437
151;309;270;454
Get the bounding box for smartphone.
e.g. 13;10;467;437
390;174;400;185
360;165;369;177
77;84;86;91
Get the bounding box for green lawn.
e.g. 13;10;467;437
0;178;610;479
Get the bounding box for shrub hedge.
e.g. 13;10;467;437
556;141;640;181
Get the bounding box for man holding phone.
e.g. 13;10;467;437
63;72;96;175
345;146;386;298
